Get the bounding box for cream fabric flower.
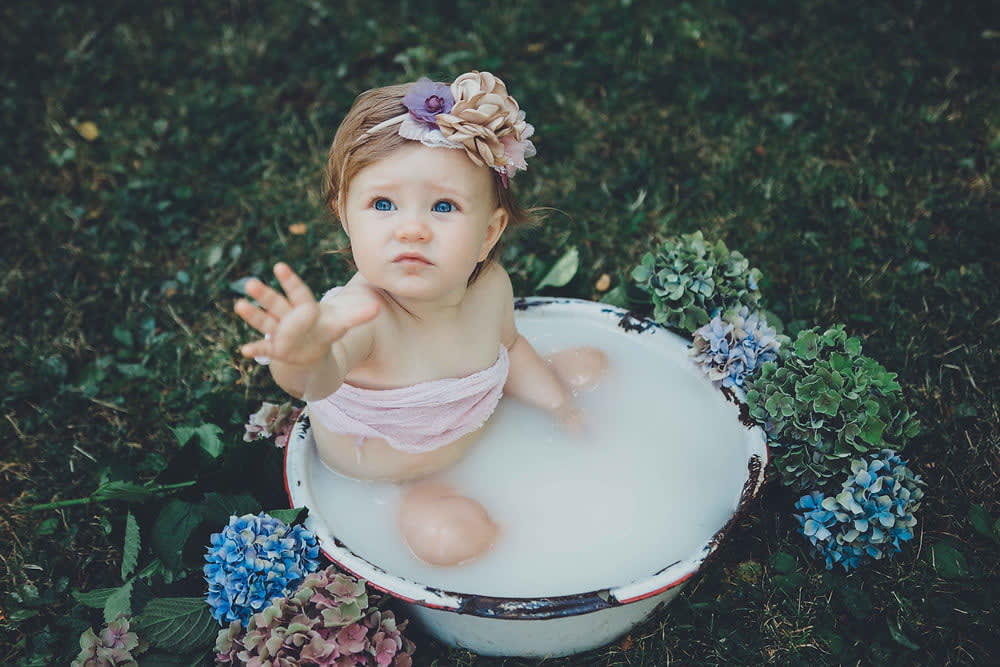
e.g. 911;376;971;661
436;71;528;170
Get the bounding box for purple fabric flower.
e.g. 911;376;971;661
402;77;453;128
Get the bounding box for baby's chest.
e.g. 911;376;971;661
352;329;501;388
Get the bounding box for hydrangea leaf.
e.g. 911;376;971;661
72;587;118;609
266;507;309;525
171;423;225;459
151;499;205;571
121;511;140;581
133;597;218;653
103;580;133;623
201;492;259;525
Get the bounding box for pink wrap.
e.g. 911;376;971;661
307;345;509;453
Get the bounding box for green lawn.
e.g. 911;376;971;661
2;1;998;664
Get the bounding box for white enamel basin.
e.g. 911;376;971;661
284;297;768;658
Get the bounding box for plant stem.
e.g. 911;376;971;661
30;481;197;511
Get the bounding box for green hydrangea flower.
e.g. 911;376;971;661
745;325;920;491
632;231;763;331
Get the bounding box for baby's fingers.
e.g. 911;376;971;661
239;337;271;360
274;262;317;307
244;277;292;319
234;298;277;334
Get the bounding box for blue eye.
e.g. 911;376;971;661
373;198;396;211
432;200;455;213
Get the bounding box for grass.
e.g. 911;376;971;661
2;0;998;664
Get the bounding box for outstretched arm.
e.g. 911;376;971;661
235;263;379;401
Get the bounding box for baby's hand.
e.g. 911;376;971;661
235;263;379;366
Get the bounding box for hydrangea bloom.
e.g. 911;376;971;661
215;565;416;666
204;513;321;626
243;401;302;448
690;307;782;387
71;616;146;667
794;450;925;571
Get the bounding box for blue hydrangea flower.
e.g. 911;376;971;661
204;513;321;626
794;449;925;571
690;307;781;388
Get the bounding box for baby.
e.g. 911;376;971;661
236;72;606;567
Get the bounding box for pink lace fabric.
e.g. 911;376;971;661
307;345;509;453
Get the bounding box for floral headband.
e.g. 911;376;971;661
361;71;536;188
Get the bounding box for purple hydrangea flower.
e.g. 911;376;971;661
690;307;781;387
204;513;321;626
402;77;454;128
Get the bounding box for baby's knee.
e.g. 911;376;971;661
398;485;497;567
549;346;609;391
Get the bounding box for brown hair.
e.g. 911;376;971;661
323;81;537;283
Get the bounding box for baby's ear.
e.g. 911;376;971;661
479;207;509;262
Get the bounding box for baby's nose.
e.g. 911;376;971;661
395;216;431;243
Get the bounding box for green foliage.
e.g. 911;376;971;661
746;325;920;491
632;231;762;330
132;598;218;654
535;246;580;290
121;512;140;581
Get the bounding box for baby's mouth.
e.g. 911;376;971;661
393;252;433;265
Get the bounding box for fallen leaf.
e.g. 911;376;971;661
289;223;307;235
595;273;611;292
619;635;634;651
77;121;100;142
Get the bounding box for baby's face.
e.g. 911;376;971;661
342;143;508;302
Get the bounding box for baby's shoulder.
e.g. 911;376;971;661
468;262;513;303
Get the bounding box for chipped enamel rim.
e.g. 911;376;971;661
284;297;768;620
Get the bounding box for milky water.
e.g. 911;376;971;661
304;306;751;597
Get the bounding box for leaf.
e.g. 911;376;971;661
535;246;579;290
151;499;205;571
121;511;141;580
103;580;134;623
73;587;118;609
769;551;798;574
931;542;969;579
968;504;995;540
599;285;629;307
229;277;253;296
36;517;59;536
92;481;157;503
266;507;308;525
773;572;805;594
140;651;209;667
133;597;220;653
202;492;259;524
886;615;919;650
171;423;225;458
